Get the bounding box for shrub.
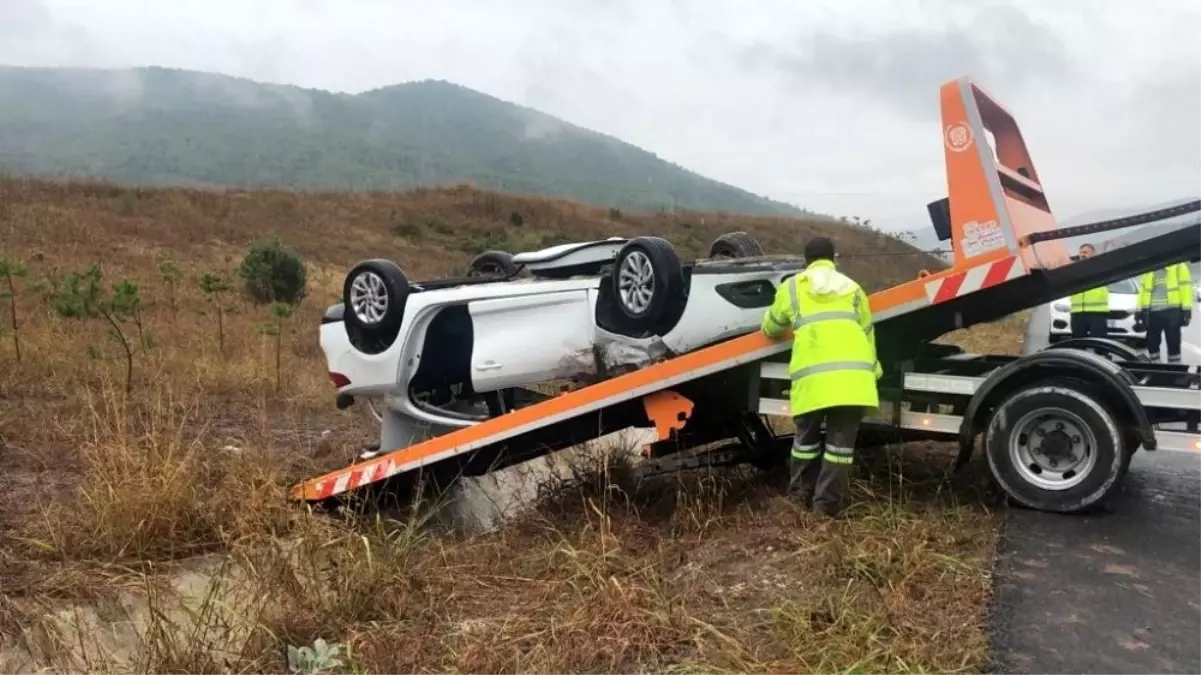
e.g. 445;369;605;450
238;237;308;305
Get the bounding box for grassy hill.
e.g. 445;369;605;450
0;181;997;673
0;65;818;218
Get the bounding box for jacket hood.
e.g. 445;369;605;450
803;260;857;297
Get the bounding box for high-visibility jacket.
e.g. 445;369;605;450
761;259;881;416
1137;263;1193;311
1069;285;1109;314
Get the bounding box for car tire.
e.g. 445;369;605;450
611;236;686;332
467;250;518;278
709;231;765;259
342;259;409;353
983;379;1125;514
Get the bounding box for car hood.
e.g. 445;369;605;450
1052;293;1138;311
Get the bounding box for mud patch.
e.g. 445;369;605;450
1102;562;1139;577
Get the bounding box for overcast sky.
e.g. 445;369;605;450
2;0;1198;231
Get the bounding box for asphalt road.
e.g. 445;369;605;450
988;302;1201;672
987;450;1201;674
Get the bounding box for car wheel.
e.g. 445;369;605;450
342;259;409;353
709;231;765;259
612;236;686;331
467;250;518;277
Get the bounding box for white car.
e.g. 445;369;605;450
1048;277;1143;344
320;232;805;435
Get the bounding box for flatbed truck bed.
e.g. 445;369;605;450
291;75;1201;515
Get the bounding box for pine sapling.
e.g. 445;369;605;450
55;265;142;394
198;271;232;355
157;256;182;331
259;300;295;393
0;257;28;363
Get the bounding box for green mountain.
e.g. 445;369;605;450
0;65;814;217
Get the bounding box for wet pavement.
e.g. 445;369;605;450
988;450;1201;674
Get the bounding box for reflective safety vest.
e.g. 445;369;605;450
761;259;881;417
1069;285;1109;314
1137;263;1192;311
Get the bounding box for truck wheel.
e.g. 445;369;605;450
612;236;686;332
709;231;765;259
467;250;518;277
343;259;409;353
984;381;1125;514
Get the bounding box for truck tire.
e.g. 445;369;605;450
709;231;765;259
342;259;409;353
467;250;518;278
611;236;687;333
983;380;1126;514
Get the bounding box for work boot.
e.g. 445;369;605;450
787;456;821;507
812;458;853;517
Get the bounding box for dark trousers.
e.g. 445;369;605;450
1070;312;1108;339
788;405;864;516
1146;308;1183;363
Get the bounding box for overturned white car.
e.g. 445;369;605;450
320;232;807;441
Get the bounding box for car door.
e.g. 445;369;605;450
467;289;598;393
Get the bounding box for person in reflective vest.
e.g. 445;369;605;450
761;236;882;516
1069;243;1109;338
1136;262;1193;363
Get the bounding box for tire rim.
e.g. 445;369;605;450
1008;406;1098;491
712;248;736;260
349;271;388;325
618;250;655;314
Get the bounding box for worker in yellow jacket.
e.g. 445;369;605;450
1136;262;1193;363
1069;243;1110;338
761;236;882;517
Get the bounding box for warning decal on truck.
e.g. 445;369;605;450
960;219;1006;258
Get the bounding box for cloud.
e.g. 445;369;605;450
0;0;53;35
737;2;1078;121
0;0;99;65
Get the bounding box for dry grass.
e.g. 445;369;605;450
0;177;1002;674
938;311;1031;356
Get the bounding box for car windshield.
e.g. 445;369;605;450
1106;278;1138;294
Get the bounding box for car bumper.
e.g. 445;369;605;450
1049;311;1145;340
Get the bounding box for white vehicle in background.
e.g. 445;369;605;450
1048;277;1144;345
319;231;807;438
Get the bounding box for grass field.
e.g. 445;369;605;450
0;177;1021;673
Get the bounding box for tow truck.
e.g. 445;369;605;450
291;76;1201;515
